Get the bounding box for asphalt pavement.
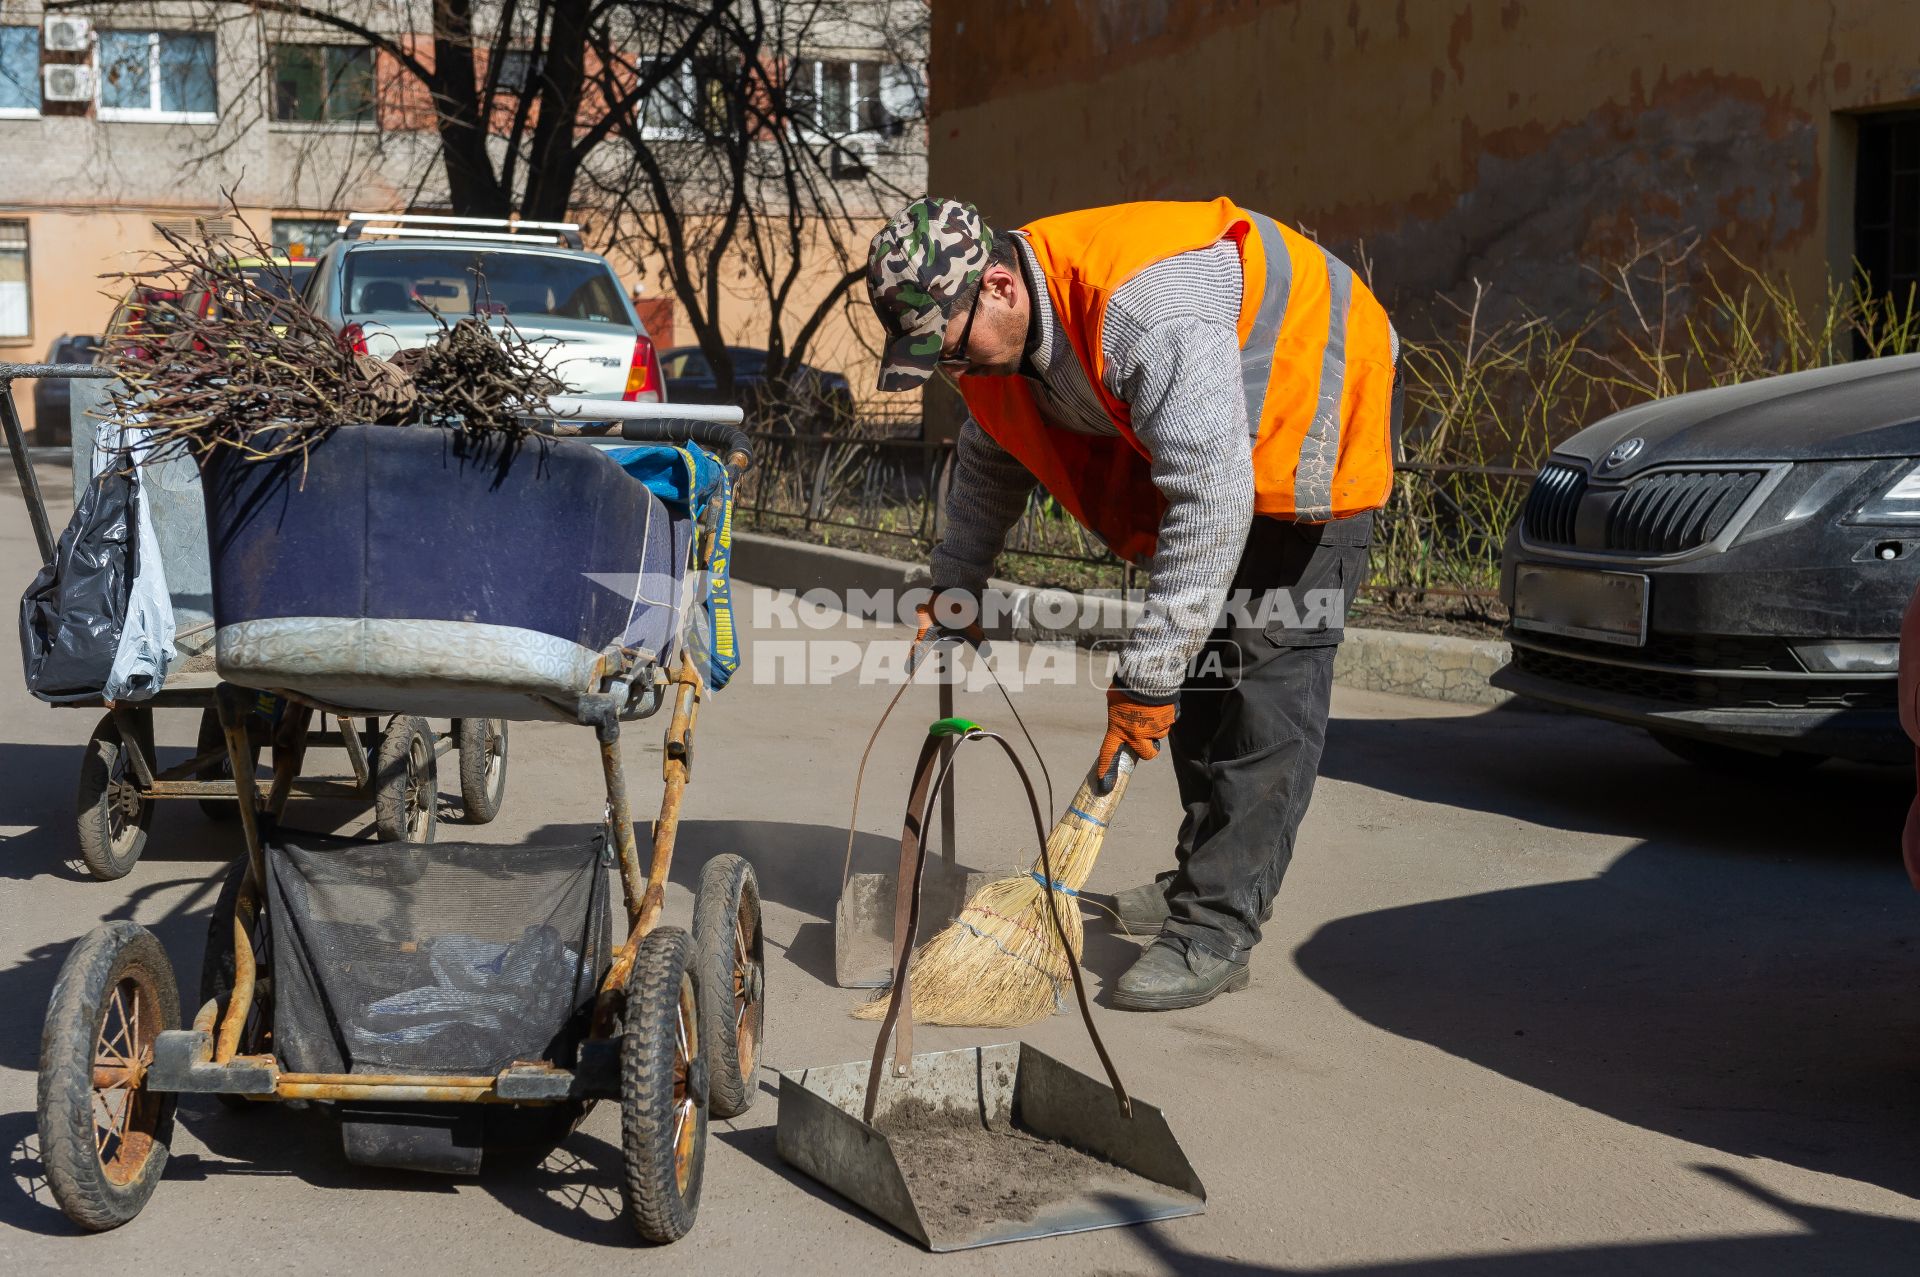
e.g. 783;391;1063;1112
4;469;1920;1274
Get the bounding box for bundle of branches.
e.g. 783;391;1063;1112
391;314;566;430
103;217;564;465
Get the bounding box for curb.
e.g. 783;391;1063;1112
731;530;1511;707
1332;628;1514;708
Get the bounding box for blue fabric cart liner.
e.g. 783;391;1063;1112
607;443;738;691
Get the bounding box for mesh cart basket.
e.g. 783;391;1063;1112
263;831;613;1174
266;832;612;1077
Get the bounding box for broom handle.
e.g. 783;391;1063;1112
1081;748;1135;815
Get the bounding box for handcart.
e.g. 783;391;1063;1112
3;362;507;878
34;402;766;1245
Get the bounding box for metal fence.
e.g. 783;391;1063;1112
733;427;1536;601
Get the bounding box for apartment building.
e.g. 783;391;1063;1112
0;1;927;433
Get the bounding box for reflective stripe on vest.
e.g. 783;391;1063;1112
1240;212;1291;441
1239;211;1357;521
1299;253;1354;521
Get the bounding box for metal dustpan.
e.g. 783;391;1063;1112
798;719;1205;1250
836;858;986;987
777;1043;1206;1251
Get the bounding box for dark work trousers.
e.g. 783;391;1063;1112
1159;511;1373;963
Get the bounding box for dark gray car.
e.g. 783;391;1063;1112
1494;354;1920;766
32;335;101;446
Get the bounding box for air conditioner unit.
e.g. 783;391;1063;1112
43;64;96;104
44;15;93;53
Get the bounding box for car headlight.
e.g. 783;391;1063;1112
1791;640;1900;673
1852;461;1920;522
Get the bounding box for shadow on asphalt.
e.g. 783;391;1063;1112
0;739;389;883
1301;703;1920;1209
1114;1167;1920;1274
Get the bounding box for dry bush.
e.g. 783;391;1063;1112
1376;233;1920;612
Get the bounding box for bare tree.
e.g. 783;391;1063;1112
584;0;926;409
53;0;732;219
55;0;930;403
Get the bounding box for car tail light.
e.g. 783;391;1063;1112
338;322;369;356
622;335;662;402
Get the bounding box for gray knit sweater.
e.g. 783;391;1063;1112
930;235;1252;698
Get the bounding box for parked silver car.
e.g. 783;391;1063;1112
301;213;664;403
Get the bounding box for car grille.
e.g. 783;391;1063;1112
1509;644;1894;711
1520;464;1766;553
1522;631;1805;673
1521;463;1585;545
1605;468;1765;554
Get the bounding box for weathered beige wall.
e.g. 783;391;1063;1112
599;214;891;399
928;0;1920;330
2;205;281;436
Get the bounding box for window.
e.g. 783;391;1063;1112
1856;111;1920;324
496;49;539;95
272;44;373;123
343;248;628;325
99;30;216;122
272;217;345;260
661;350;709;380
0;222;29;340
639;58;721;138
790;59;920;138
0;25;38;117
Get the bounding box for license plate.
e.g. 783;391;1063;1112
1512;564;1649;646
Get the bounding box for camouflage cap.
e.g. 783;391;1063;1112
867;197;995;391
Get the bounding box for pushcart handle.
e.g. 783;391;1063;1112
537;395;754;476
1;363;113;567
0;363;112;381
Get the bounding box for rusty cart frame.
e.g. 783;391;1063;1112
4;362;506;878
31;401;766;1245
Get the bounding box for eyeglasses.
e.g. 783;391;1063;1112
936;287;982;371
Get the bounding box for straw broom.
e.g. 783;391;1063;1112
853;750;1134;1028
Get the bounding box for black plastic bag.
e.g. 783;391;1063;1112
19;465;135;703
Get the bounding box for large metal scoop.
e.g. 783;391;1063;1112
777;1043;1206;1251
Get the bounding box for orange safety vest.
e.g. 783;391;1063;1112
958;198;1396;565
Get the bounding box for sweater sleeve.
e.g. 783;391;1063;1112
1101;245;1253;698
928;418;1037;595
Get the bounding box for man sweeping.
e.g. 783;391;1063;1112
866;197;1397;1011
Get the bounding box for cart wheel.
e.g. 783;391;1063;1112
620;926;707;1244
197;857;267;1111
454;718;509;824
693;855;764;1120
76;712;153;881
375;716;438;845
194;706;260;823
38;921;180;1231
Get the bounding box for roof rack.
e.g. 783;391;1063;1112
339;212;585;250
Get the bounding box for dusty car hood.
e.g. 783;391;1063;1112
1555;353;1920;473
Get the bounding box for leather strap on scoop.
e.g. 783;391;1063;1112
863;723;1131;1123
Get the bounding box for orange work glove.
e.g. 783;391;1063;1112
1095;685;1177;781
912;588;985;649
